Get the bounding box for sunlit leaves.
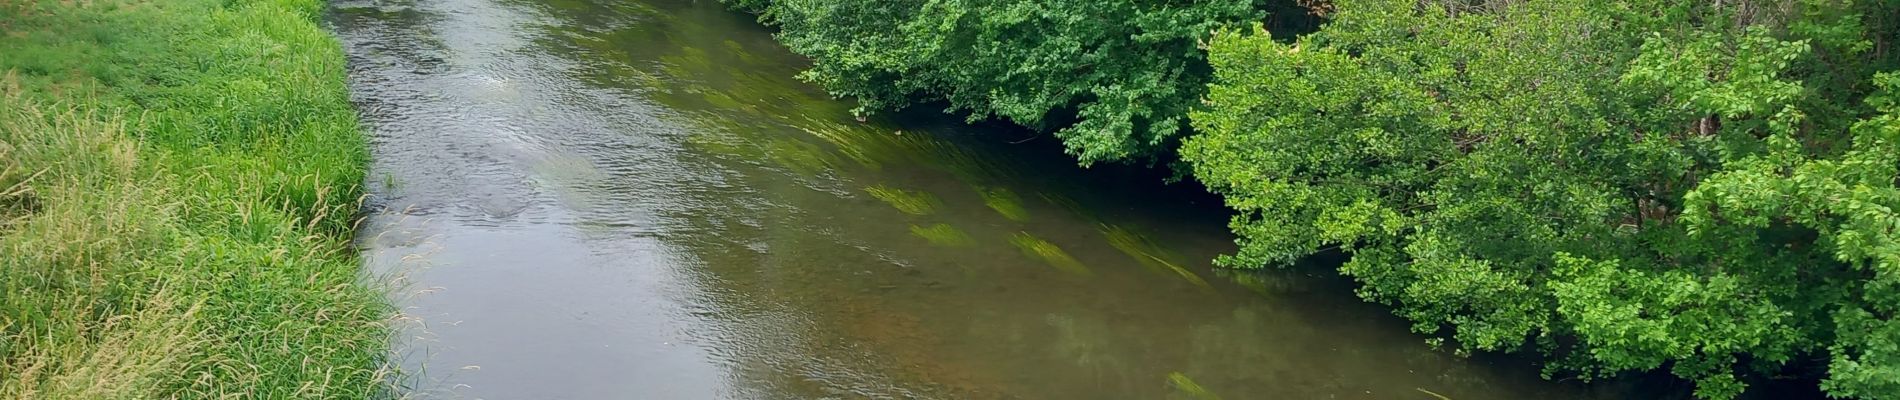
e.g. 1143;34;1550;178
735;0;1264;164
1189;0;1900;398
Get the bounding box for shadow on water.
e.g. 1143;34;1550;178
334;0;1642;398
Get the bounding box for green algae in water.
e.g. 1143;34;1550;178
978;186;1029;222
1103;224;1210;289
800;121;885;171
895;129;1015;184
679;113;753;157
765;138;837;175
1417;388;1454;400
723;40;761;65
909;223;973;247
1168;372;1221;400
699;89;747;110
1010;232;1090;276
660;46;713;78
864;184;940;215
680;117;838;177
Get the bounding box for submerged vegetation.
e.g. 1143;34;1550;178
1010;232;1092;276
737;0;1900;398
865;184;944;215
0;0;385;398
910;223;976;247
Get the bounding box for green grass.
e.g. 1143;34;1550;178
0;0;389;398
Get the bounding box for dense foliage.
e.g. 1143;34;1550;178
731;0;1315;164
1184;0;1900;398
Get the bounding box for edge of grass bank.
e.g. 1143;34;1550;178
0;0;390;398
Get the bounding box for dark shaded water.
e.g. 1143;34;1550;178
333;0;1627;398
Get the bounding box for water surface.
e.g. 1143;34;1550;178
333;0;1624;398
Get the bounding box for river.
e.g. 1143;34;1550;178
331;0;1626;398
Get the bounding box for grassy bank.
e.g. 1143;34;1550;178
0;0;388;398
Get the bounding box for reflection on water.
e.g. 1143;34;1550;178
334;0;1630;398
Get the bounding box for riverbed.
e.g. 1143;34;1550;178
332;0;1622;398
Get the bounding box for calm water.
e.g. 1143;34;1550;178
332;0;1624;398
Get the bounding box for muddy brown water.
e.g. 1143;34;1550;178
332;0;1631;398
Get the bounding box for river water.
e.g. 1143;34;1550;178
332;0;1625;398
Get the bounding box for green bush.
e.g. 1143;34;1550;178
1185;1;1900;398
733;0;1319;164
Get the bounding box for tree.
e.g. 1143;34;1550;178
1184;0;1900;398
733;0;1318;164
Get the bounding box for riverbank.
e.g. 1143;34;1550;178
0;0;386;398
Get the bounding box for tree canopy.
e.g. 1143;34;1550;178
1185;1;1899;398
733;0;1316;164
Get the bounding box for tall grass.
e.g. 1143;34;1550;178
0;0;389;397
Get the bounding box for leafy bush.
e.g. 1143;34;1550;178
734;0;1318;164
1184;1;1900;398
